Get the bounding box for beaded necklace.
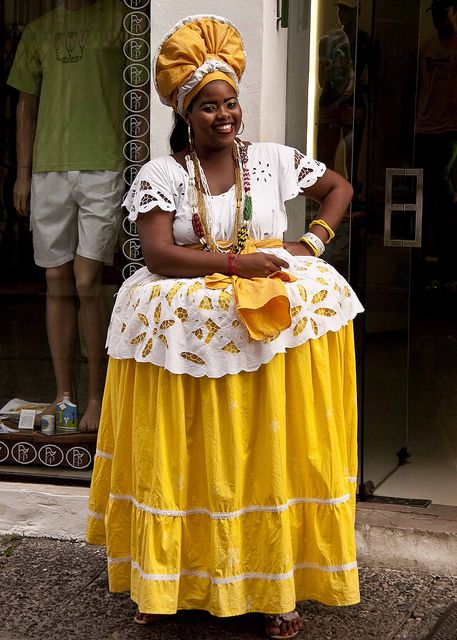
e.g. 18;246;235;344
185;140;252;253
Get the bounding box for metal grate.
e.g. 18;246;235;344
365;495;431;508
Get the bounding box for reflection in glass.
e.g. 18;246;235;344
54;31;65;57
1;1;134;464
415;0;457;290
317;1;372;209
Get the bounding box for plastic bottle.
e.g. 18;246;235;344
56;392;78;434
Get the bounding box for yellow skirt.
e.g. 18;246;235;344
87;323;360;616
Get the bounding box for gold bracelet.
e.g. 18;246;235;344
309;219;335;244
299;236;319;257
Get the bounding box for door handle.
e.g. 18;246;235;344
384;168;423;248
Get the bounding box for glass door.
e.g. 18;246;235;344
361;0;420;497
370;0;457;504
286;0;457;505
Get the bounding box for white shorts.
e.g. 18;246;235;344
30;170;124;268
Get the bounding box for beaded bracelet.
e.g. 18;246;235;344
228;253;235;276
309;219;335;244
233;252;241;275
228;252;241;276
299;232;325;257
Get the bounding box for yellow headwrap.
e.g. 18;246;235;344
154;15;246;116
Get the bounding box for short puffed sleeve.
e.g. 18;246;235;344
276;145;326;203
122;157;181;221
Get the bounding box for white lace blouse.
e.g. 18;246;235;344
107;142;363;377
123;142;326;242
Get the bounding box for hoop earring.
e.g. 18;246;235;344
238;121;245;135
187;124;194;151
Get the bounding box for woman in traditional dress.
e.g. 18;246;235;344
86;15;363;639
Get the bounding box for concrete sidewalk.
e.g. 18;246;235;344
1;534;457;640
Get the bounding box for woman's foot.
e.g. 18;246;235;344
265;610;303;638
133;610;170;625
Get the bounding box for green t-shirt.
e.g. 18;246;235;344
7;0;126;172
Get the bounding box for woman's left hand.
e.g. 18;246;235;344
283;241;314;257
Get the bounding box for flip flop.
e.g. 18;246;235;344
133;610;170;625
265;610;302;638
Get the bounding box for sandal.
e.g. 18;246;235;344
265;610;302;638
133;609;170;625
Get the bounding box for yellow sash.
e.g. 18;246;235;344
192;238;296;341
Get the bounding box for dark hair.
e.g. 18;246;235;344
169;112;188;153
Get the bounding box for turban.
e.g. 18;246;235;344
153;15;246;116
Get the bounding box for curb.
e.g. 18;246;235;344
2;481;457;576
356;502;457;575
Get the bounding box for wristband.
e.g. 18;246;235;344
299;232;325;257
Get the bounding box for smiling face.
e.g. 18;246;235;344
186;80;243;153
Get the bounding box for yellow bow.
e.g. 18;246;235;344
205;239;296;341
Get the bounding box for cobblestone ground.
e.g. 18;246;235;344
1;535;456;640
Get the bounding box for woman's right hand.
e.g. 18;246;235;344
235;253;289;278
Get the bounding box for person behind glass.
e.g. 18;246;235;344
86;15;363;638
7;0;125;431
415;0;457;290
317;0;371;207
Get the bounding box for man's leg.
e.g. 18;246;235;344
74;254;108;432
43;261;78;414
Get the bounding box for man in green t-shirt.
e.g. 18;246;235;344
8;0;126;431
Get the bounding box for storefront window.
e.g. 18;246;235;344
0;0;150;483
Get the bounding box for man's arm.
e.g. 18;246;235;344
14;91;38;216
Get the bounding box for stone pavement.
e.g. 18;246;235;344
1;535;456;640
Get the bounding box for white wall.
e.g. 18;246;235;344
260;0;288;142
150;0;288;155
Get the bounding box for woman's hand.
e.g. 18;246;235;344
235;253;289;278
283;241;314;257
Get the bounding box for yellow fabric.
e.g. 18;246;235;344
204;238;296;340
155;16;245;111
87;325;360;616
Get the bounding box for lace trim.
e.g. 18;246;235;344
87;510;104;521
106;557;358;581
294;150;326;189
123;179;174;220
108;491;351;519
95;449;113;461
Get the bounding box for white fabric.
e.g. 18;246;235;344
111;142;364;378
176;59;239;116
123;142;326;242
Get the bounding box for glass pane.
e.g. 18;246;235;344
286;0;367;280
0;0;150;482
384;0;457;505
362;1;420;493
